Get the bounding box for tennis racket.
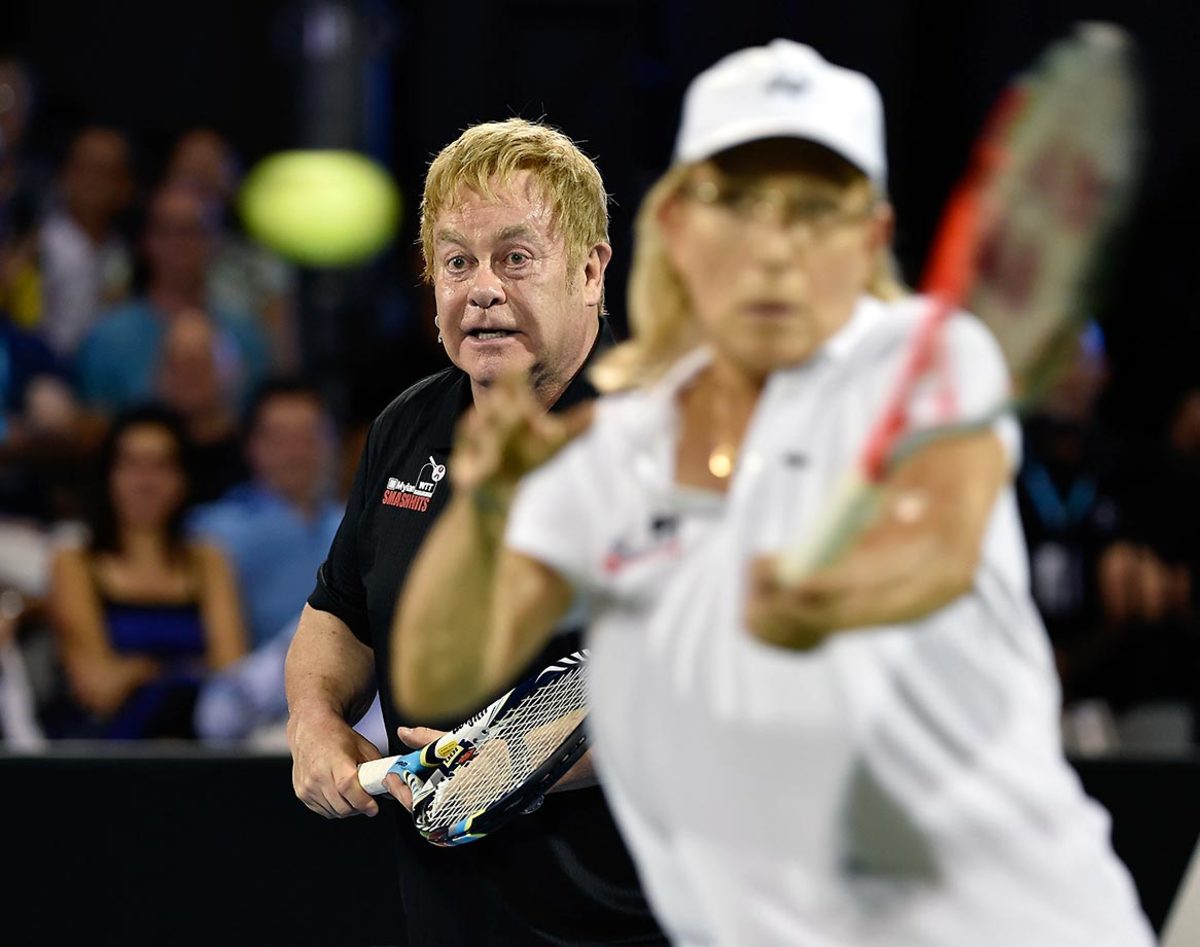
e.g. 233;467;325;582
358;650;589;846
777;22;1140;581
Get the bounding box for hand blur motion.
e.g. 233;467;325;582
452;370;593;501
746;516;973;650
745;557;839;650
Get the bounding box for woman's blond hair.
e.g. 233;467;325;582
420;118;609;285
590;156;907;393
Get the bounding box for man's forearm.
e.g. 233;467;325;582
286;605;378;728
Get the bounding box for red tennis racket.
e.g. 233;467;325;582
778;22;1140;581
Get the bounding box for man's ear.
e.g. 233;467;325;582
582;242;613;308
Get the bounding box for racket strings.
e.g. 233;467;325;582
417;671;587;831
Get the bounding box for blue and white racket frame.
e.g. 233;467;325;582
359;650;590;846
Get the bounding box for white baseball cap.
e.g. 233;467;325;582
673;39;887;186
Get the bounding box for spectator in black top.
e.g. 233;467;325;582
285;119;665;945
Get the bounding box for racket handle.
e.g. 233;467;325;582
358;755;402;795
776;474;881;583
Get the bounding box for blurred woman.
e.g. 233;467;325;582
49;405;245;738
390;41;1153;946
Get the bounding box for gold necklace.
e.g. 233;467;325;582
702;378;738;479
708;442;737;479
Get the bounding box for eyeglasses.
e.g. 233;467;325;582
683;178;875;240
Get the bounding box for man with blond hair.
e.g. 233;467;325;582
285;119;664;945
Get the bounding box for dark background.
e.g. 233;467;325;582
3;0;1197;429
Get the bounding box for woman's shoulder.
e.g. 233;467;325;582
185;541;234;576
847;294;1002;362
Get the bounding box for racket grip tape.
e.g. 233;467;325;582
358;755;402;795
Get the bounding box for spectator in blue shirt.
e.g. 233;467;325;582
76;183;268;413
190;379;341;648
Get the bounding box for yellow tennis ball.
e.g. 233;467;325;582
238;150;401;267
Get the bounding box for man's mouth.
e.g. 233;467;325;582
467;329;518;341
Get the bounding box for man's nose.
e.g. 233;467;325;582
467;265;506;309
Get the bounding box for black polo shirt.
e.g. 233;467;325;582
309;322;665;946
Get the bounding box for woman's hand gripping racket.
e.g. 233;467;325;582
358;651;589;846
777;22;1140;581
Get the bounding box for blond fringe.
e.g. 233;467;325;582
419;118;609;283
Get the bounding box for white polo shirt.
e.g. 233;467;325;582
507;296;1153;947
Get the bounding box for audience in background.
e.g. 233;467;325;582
189;379;363;747
0;94;1196;750
1019;324;1199;749
164;128;297;370
156;307;249;503
47;406;245;738
35;126;134;357
76;182;268;412
190;378;340;648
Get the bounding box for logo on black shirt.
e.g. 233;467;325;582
381;456;446;513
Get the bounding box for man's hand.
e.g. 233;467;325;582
383;725;446;812
288;707;384;819
384;725;597;812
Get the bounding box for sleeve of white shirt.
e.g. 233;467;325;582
505;426;600;592
907;311;1023;471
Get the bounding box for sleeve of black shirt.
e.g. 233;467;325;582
307;418;375;645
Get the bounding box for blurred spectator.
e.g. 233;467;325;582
165;129;297;369
0;58;33;215
1020;325;1198;748
157;307;249;503
193;613;388;750
1;304;64;421
47;405;246;738
76;182;268;413
0;514;65;741
1019;324;1131;660
0;304;100;521
190;379;340;647
0;585;46;747
35;126;134;356
1;59;49;340
0;58;47;244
